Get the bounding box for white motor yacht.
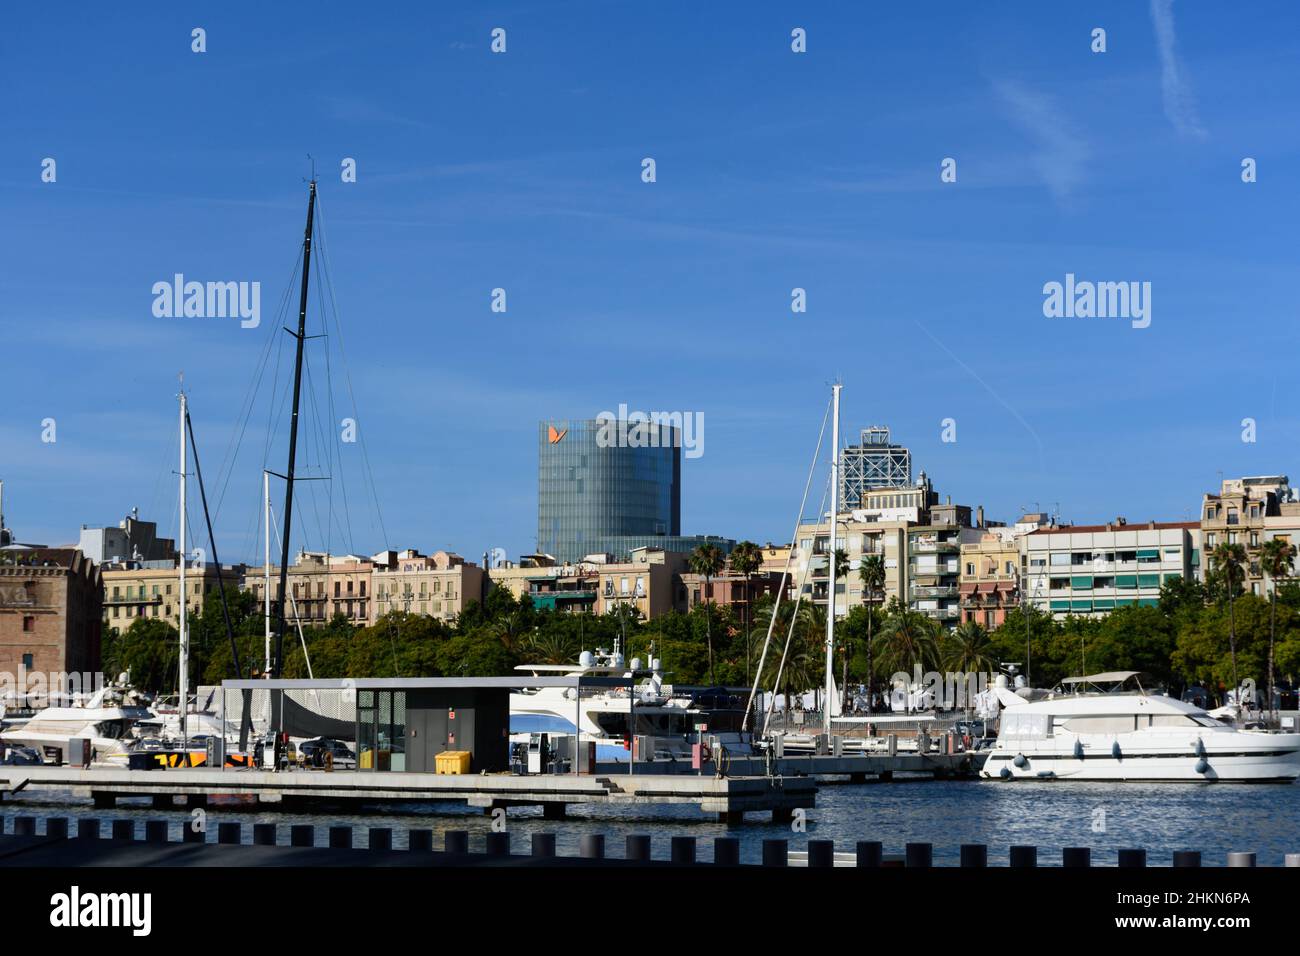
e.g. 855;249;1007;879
1;685;153;764
981;671;1300;783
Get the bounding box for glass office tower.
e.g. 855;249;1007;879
538;419;681;563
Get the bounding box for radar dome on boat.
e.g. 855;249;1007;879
630;657;642;672
994;674;1009;689
651;658;662;672
578;651;595;668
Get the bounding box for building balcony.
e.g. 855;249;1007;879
104;594;162;606
911;584;959;599
911;539;961;554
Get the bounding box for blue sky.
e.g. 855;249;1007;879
3;1;1299;563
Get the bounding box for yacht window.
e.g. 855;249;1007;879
1055;715;1138;734
1148;714;1196;727
1191;715;1223;728
1001;712;1050;737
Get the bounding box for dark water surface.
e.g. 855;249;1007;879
5;778;1298;866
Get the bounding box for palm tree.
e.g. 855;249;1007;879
873;604;939;696
831;548;849;706
858;554;886;711
942;620;995;718
760;604;823;728
728;541;763;683
689;543;726;684
1259;537;1296;718
1211;541;1248;708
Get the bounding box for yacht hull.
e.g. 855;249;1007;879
982;737;1300;783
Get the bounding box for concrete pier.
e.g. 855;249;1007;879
0;765;815;821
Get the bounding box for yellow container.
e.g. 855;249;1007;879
360;749;391;771
435;750;471;774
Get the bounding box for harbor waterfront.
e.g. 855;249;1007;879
3;778;1297;867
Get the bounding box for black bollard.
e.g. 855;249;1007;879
626;834;652;862
13;816;36;836
1227;852;1256;868
808;839;835;868
1118;848;1147;868
183;820;205;843
144;820;169;844
45;818;69;839
1062;847;1091;868
484;832;510;857
531;833;557;858
408;829;433;852
856;841;883;868
1009;845;1038;868
444;830;469;854
217;822;241;845
579;833;605;860
960;844;988;868
253;823;277;846
77;818;101;841
290;824;315;847
762;838;788;867
369;828;392;851
671;836;696;865
1173;850;1201;868
713;837;740;866
905;842;932;868
111;819;133;841
329;825;353;849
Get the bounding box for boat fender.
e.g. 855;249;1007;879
1111;741;1122;760
1036;770;1055;778
1194;737;1206;758
1073;739;1084;760
1195;757;1209;774
999;766;1011;779
1012;753;1027;768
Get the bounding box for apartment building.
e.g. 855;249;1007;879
1201;476;1300;596
372;549;484;623
101;559;245;630
959;529;1021;629
243;551;373;627
1022;519;1197;618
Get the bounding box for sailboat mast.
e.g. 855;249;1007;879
824;382;840;736
274;180;316;678
264;469;271;676
178;384;189;746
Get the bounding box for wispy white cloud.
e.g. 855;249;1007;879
1150;0;1207;139
992;80;1090;202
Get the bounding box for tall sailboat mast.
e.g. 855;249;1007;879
824;382;841;736
178;382;190;746
274;179;316;678
263;469;272;676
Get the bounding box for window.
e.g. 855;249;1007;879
1049;553;1070;567
22;616;34;632
21;653;33;669
1206;533;1216;548
1227;508;1239;526
1056;715;1137;735
1250;532;1259;547
965;562;974;575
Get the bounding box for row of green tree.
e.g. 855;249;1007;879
102;540;1300;707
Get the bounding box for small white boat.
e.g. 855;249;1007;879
981;671;1300;783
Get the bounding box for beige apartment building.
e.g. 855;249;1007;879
596;548;686;619
102;560;246;631
959;530;1021;628
243;551;373;627
372;549;484;623
1202;476;1300;596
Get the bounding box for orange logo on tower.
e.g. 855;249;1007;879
548;425;567;444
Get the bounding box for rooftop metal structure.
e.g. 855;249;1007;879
839;426;913;510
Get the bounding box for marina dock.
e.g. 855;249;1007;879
0;765;816;822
